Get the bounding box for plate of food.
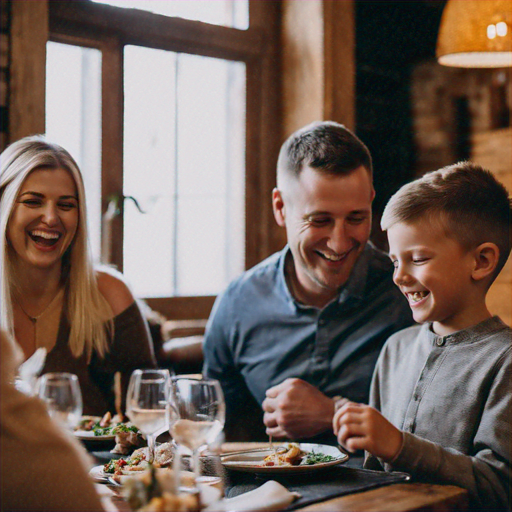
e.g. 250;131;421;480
89;442;175;483
74;412;140;442
74;414;117;441
220;443;348;474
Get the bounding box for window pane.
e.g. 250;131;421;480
92;0;249;29
45;42;102;263
123;46;246;298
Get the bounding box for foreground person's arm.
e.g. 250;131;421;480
0;330;105;512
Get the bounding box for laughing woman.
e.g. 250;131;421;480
0;135;156;415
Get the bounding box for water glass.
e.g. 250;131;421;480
37;372;83;430
126;369;171;463
167;376;225;488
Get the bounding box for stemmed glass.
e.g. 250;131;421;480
126;369;171;464
167;376;225;488
37;372;83;430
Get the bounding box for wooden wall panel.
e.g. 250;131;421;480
281;0;355;139
0;0;10;151
10;0;47;142
471;127;512;326
281;0;324;138
324;0;355;129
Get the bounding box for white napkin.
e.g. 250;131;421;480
16;348;47;395
203;481;300;512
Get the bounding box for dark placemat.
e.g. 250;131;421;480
90;450;124;464
224;465;410;510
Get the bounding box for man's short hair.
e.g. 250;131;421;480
381;161;512;276
277;121;373;184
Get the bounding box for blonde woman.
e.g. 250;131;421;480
0;135;156;415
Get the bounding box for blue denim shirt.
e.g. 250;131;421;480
203;242;414;442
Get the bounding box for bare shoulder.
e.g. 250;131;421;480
96;269;135;316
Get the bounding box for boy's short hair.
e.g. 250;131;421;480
381;161;512;277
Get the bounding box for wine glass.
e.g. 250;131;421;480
37;372;83;430
167;376;225;488
126;369;171;464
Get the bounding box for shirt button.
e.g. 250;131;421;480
436;338;445;347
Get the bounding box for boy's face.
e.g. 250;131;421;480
387;218;479;335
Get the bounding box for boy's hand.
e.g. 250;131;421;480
333;402;403;462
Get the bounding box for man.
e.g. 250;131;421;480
203;121;413;444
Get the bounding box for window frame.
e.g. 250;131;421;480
48;0;282;320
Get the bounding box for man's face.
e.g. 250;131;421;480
273;165;374;307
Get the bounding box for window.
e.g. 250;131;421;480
92;0;249;29
47;0;280;319
46;42;102;259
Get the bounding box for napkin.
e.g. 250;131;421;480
203;481;300;512
15;348;47;395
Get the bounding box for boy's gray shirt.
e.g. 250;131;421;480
365;317;511;511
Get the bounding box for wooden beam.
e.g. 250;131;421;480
324;0;355;129
50;0;264;61
10;0;48;142
280;0;355;136
281;0;325;138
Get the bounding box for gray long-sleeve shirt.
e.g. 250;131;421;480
366;317;511;511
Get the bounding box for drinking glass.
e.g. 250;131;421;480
37;372;83;430
167;376;225;487
126;369;171;463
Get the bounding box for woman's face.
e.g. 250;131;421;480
7;167;79;272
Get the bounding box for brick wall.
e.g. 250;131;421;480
412;61;511;177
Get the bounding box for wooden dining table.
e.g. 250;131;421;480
94;442;469;512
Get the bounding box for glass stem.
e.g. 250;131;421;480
193;448;201;487
147;433;156;463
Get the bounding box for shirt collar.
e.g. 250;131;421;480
426;316;507;346
276;243;373;311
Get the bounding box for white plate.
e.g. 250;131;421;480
75;430;116;441
74;416;117;441
221;443;348;474
89;464;150;482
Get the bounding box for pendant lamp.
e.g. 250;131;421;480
436;0;512;68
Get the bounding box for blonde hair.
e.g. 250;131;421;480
0;135;113;359
381;161;512;278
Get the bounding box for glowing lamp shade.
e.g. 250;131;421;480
436;0;512;68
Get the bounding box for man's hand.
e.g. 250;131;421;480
262;378;335;439
333;402;403;462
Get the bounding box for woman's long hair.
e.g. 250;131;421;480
0;135;112;359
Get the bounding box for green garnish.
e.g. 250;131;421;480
111;423;139;434
301;451;336;465
93;426;113;436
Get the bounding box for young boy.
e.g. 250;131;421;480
333;162;511;511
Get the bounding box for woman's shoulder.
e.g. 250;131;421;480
95;267;135;316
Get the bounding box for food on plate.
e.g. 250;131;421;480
110;424;145;454
104;442;174;475
301;451;337;465
75;411;125;435
99;411;113;427
123;467;202;512
262;443;335;467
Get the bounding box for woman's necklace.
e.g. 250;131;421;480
15;288;63;349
